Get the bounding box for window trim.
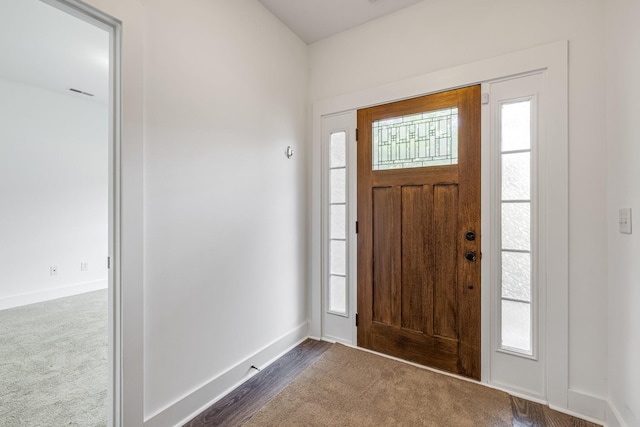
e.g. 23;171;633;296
323;129;350;318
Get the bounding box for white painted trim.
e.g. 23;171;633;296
320;112;357;344
311;39;569;411
52;0;146;425
144;323;310;427
31;1;144;426
480;82;492;386
0;280;108;311
566;389;607;423
539;42;569;411
485;72;547;400
546;404;604;426
606;400;626;427
321;334;352;346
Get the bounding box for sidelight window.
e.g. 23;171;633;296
499;99;534;355
327;131;348;315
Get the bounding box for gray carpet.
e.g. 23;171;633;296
0;289;108;427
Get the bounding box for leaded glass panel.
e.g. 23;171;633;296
372;107;458;170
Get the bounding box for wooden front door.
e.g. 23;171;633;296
357;85;481;379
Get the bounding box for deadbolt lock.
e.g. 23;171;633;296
464;251;477;262
465;231;476;241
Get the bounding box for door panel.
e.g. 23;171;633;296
357;85;481;379
400;185;432;333
434;184;459;340
371;186;399;326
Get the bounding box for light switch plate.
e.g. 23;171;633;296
619;208;632;234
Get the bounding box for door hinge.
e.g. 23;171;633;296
355;221;359;234
107;257;111;269
355;128;358;141
481;93;490;105
355;313;359;327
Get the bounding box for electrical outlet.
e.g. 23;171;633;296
619;208;632;234
81;262;89;271
50;266;58;276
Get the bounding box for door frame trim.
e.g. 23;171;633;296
40;0;145;425
311;40;568;408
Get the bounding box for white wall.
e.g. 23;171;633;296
25;0;622;424
0;77;108;309
142;0;309;422
309;0;608;405
606;0;640;425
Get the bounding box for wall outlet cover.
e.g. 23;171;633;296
619;208;632;234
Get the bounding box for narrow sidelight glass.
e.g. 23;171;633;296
499;99;533;355
328;131;348;315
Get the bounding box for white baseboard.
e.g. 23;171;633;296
565;389;607;423
606;399;631;427
321;334;352;346
0;279;108;311
483;382;608;425
144;322;310;427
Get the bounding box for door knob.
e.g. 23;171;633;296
464;251;477;262
465;231;476;241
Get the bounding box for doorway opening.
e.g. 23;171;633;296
0;0;120;424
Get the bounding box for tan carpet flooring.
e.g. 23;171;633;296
244;343;512;426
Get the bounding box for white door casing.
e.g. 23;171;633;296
321;111;357;344
484;72;546;400
312;41;568;408
41;1;145;425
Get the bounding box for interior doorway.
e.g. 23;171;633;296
0;0;119;424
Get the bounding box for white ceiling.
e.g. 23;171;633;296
0;0;109;104
258;0;424;44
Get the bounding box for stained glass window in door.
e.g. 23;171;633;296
372;107;458;170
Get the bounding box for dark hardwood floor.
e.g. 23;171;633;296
184;339;601;427
510;396;601;427
184;339;332;426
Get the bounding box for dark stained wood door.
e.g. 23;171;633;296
357;86;481;379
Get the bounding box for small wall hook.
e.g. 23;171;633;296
285;146;294;159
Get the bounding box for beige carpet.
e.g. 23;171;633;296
244;344;512;426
